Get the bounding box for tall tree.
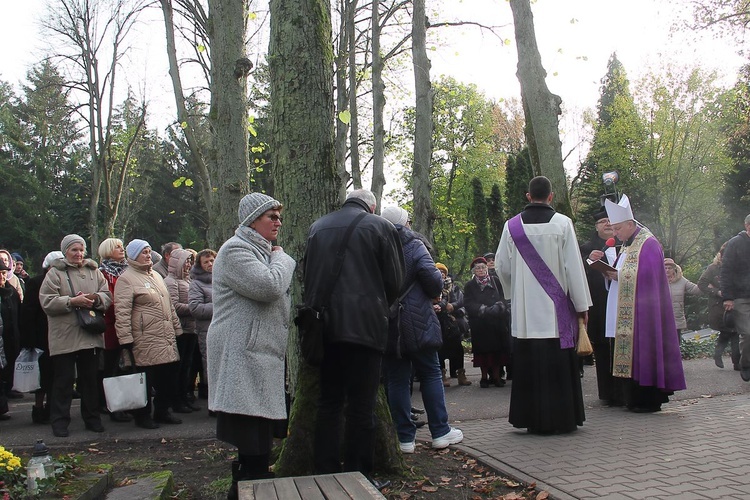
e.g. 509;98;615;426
207;0;252;244
487;183;505;246
505;146;533;217
508;0;570;216
470;177;490;255
572;54;650;236
722;63;750;239
411;0;434;242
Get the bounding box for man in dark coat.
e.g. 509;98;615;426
721;213;750;382
580;209;623;405
304;189;404;481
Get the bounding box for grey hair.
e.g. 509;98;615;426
347;189;376;209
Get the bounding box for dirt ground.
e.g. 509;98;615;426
75;437;546;499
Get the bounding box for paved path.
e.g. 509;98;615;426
418;356;750;499
4;356;750;499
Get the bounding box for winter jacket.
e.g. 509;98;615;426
39;258;112;356
721;231;750;300
207;225;296;419
303;198;404;352
0;250;24;302
464;276;511;355
152;257;169;279
188;264;213;335
436;280;465;342
698;262;732;331
114;259;182;367
667;265;700;330
0;283;20;368
164;249;195;335
388;226;443;354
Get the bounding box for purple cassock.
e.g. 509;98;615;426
617;230;687;392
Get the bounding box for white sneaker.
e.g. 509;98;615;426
399;441;416;454
432;427;463;449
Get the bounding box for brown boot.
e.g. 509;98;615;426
442;369;451;387
457;369;472;386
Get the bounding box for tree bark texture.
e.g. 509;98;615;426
371;0;387;207
160;0;215;243
335;0;351;202
411;0;435;243
509;0;571;217
207;0;250;245
347;0;362;190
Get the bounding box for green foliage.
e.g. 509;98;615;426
470;177;490;256
487;183;505;246
721;63;750;243
504;146;533;217
680;333;718;360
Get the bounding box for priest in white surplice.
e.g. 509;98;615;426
496;176;592;434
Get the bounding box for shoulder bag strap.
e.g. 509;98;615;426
320;211;369;308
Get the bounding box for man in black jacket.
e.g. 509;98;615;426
721;214;750;381
304;189;404;480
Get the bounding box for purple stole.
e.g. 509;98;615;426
507;214;576;349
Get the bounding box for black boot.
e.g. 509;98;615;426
32;405;50;425
227;461;242;500
714;345;725;368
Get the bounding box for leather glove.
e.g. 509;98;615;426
120;342;134;351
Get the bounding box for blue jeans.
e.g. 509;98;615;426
385;348;450;443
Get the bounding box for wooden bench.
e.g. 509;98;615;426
239;471;385;499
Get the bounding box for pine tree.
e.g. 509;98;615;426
723;63;750;242
572;53;650;235
471;177;489;256
505;146;533;217
487;183;505;246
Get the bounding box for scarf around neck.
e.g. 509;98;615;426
235;225;272;257
100;258;127;278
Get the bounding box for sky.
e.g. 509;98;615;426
1;0;746;173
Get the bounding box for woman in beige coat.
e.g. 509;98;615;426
40;234;111;437
114;239;183;429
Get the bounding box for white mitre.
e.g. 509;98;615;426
605;194;634;224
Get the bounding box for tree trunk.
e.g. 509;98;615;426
411;0;434;242
269;0;403;477
160;0;214;242
334;0;351;202
347;0;362;190
370;0;386;206
207;0;250;245
509;0;571;217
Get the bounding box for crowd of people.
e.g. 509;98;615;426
1;178;748;497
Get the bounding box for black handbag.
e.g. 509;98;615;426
65;270;106;335
296;212;368;366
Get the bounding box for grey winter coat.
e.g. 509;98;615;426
188;265;213;335
207;226;296;419
164;248;196;335
40;258;112;356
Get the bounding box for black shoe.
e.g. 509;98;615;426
714;352;724;368
52;427;69;437
741;367;750;382
479;379;490;388
85;422;105;433
32;406;50;424
368;477;391;491
414;420;426;429
7;390;24;399
172;404;193;414
492;378;506;387
630;405;661;413
154;412;182;424
0;413;10;421
135;417;160;429
208;410;217;417
410;407;425;414
110;411;133;423
185;400;201;411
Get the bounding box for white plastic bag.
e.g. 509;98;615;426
13;348;43;393
103;372;147;412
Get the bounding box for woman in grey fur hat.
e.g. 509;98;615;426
207;192;296;499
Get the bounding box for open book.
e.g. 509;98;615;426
586;258;616;274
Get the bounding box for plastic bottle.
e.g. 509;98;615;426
26;439;55;494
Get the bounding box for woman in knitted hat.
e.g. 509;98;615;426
207;192;296;497
463;256;511;388
114;239;184;429
39;234;112;437
664;258;700;338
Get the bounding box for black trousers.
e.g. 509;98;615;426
50;348;101;431
314;343;382;476
133;362;180;419
176;334;198;404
